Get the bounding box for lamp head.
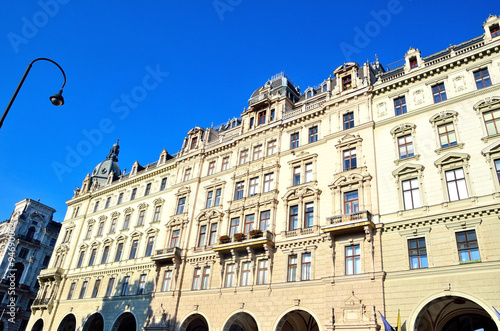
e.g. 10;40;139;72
50;89;64;106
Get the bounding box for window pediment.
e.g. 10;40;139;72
145;226;159;234
390;123;416;136
282;185;321;201
175;186;191;197
90;240;101;247
392;163;425;177
481;139;500;157
336;134;362;148
434;152;470;168
196;209;224;222
331;172;371;188
56;244;70;253
79;243;89;250
429;110;458;125
473;96;500;113
138;202;149;210
116;234;128;241
102;237;114;244
153;198;164;205
111;211;120;218
124;207;134;214
87;218;96;225
166;217;186;228
129;230;143;238
98;215;108;221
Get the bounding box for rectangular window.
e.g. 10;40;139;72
257;260;268;285
105;197;111;209
248;177;259;196
410;57;418;69
289;205;298;231
214;188;222;206
345;245;360;275
129;240;138;259
137;210;145;226
495;159;500;184
198;225;207;247
491;24;500;38
105;278;115;297
483;109;500;136
50;238;56;247
19;248;29;259
79;281;88;299
201;266;210;289
309;126;318;143
97;222;104;236
118;193;123;205
115;243;123;262
221;157;229;171
288;255;297;282
209;223;218;245
101;246;110;264
207;161;215;176
184;168;191;181
270;108;275;121
93;201;99;213
42;255;50;267
259;210;270;231
131;188;137;201
244;214;254;234
77;251;85;268
153;205;161;222
123;214;131;230
474;68;492;89
267;140;277;156
72;206;79;218
171;230;180;247
162;270;172;292
305;163;313;182
344;191;359;214
342;75;352;90
438;123;457;148
402;179;422;210
249;117;254;128
89;249;97;266
258;111;266;125
121;276;129;296
176;197;186;214
253;145;262;160
160;177;167;191
394;96;407;116
229;218;239;237
456;230;480;261
145;236;155;257
343;148;357;170
239;150;248;165
144;183;151;196
67;282;76;300
192;268;201;290
86;225;93;239
408;238;428;269
206;191;213;209
432;83;447;103
290;132;299;149
398;134;414;159
225;263;235;288
91;279;101;298
304;202;314;228
301;253;311;280
241;261;251;286
343;112;354;130
263;173;274;192
234;181;244;200
137;274;147;294
110;218;117;233
293;166;301;186
446;168;468;201
191;137;198;149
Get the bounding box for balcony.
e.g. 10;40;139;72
283;225;321;238
213;231;274;253
322;210;373;235
31;298;51;311
38;268;63;282
17;234;41;245
248;93;270;106
151;247;182;264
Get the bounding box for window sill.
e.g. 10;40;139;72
459;259;481;265
481;132;500;143
394;154;420;166
434;143;465;155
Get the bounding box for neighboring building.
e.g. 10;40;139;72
0;199;60;331
26;14;500;331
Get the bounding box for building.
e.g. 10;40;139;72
27;15;500;331
0;199;61;331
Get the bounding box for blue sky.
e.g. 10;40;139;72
0;1;497;221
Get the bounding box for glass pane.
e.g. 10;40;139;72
403;191;412;209
457;179;468;199
470;248;480;260
346;191;358;200
402;180;411;190
486;122;497;135
420;256;428;268
346;257;353;275
467;230;476;240
456;232;466;242
455;168;465;179
346;246;353;255
354;245;360;255
413;189;422;208
445;171;455;181
410;256;419;269
408;239;417;249
418;238;426;247
448;182;459;201
354;257;360;274
448;132;457;144
459;250;469;262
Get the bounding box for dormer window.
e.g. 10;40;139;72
191;137;198;149
307;91;312;98
490;24;500;38
258;111;266;125
342;75;352;90
410;57;418;69
323;84;327;92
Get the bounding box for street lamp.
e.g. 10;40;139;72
0;57;67;129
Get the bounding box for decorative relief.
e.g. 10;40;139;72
377;102;387;117
413;89;425;105
453;75;466;92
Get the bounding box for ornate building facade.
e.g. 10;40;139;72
27;15;500;331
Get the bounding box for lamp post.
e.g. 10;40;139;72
0;58;67;129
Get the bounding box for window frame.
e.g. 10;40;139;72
239;149;249;165
267;140;277;156
402;178;422;210
474;68;492;89
308;126;318;143
343;148;357;171
290;132;300;149
345;245;361;275
408;237;428;269
343;112;354;130
253;144;262;161
207;161;216;176
456;229;480;262
394;96;407;116
176;197;186;214
432;82;447;103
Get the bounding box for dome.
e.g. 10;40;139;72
90;140;121;186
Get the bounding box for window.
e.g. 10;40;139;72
253;145;262;160
483;109;500;136
110;218;117;233
72;206;79;218
243;214;254;234
258;111;266;125
241;261;251;286
79;281;88;299
67;282;76;299
85;224;93;239
201;266;210;289
205;191;213;209
259;210;270;231
225;264;235;287
131;188;137;201
91;279;101;298
153;205;161;222
394;96;407;116
456;230;480;261
190;137;198;149
97;222;104;236
171;230;180;247
234;181;244;200
176;197;186;214
402;179;421;210
408;238;427;269
248;177;259;196
344;191;359;214
145;183;151;196
162;270;172;292
437;123;457;148
192;268;201;290
342;75;352;90
287;255;297;282
229;218;239;237
105;197;111;209
50;238;56;247
495;159;500;183
121;276;129;295
304;202;314;228
290;132;299;149
490;24;500;38
145;236;155;257
118;193;123;205
301;253;311;280
137;274;147;294
289;205;299;231
105;278;115;297
221;157;229;171
209;223;218;245
267;140;277;156
257;260;268;285
123;214;131;230
129;240;138;259
343;112;354;130
93;201;99;213
183;168;191;181
160;177;167;191
446;168;468;201
398;134;414;159
19;248;29;259
409;57;418;69
42;255;50;267
115;243;123;262
432;83;447;103
345;245;360;275
88;249;97;266
293;166;301;186
239;150;248;165
263;173;274;192
198;225;207;247
207;161;215;175
137;210;145;226
474;68;492;89
323;84;327;92
249;117;254;128
77;251;85;268
101;246;110;264
309;126;318;143
307;91;312;98
63;229;72;243
214;188;222;206
343;148;357;171
270;109;275;121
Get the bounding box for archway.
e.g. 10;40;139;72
276;310;319;331
82;313;104;331
57;314;76;331
111;313;136;331
32;319;43;331
223;312;258;331
181;314;209;331
414;295;498;331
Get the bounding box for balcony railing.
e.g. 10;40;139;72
284;225;320;238
322;210;373;235
213;231;274;252
151;247;182;263
38;267;63;281
17;235;41;245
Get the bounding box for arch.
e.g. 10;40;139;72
13;262;24;285
111;312;136;331
179;313;210;331
57;314;76;331
274;308;321;331
82;312;104;331
31;319;44;331
410;293;500;331
222;312;259;331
